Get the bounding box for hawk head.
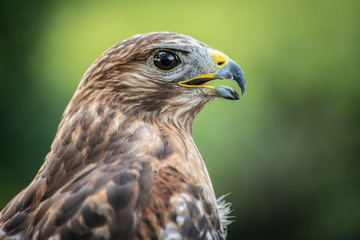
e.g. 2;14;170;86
68;32;245;124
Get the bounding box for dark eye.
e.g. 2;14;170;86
153;50;182;71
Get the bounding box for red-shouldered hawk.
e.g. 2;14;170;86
0;32;245;240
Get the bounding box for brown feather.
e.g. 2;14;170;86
0;32;230;240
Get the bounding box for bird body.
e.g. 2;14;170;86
0;32;245;240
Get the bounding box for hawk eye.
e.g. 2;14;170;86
153;50;182;71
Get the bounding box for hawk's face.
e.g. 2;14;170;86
73;32;245;121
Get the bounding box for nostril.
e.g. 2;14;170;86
211;50;229;69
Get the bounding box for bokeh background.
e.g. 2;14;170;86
1;0;359;239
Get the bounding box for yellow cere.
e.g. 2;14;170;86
210;50;229;69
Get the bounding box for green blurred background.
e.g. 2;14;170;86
1;0;359;239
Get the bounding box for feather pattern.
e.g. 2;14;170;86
0;32;240;240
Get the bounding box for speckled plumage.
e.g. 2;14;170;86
0;32;244;240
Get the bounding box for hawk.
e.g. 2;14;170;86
0;32;245;240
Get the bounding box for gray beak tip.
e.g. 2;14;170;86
214;59;246;97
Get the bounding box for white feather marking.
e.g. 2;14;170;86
0;230;22;240
217;194;234;238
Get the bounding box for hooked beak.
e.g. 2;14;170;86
178;50;246;100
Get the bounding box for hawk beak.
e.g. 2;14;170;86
178;50;246;100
